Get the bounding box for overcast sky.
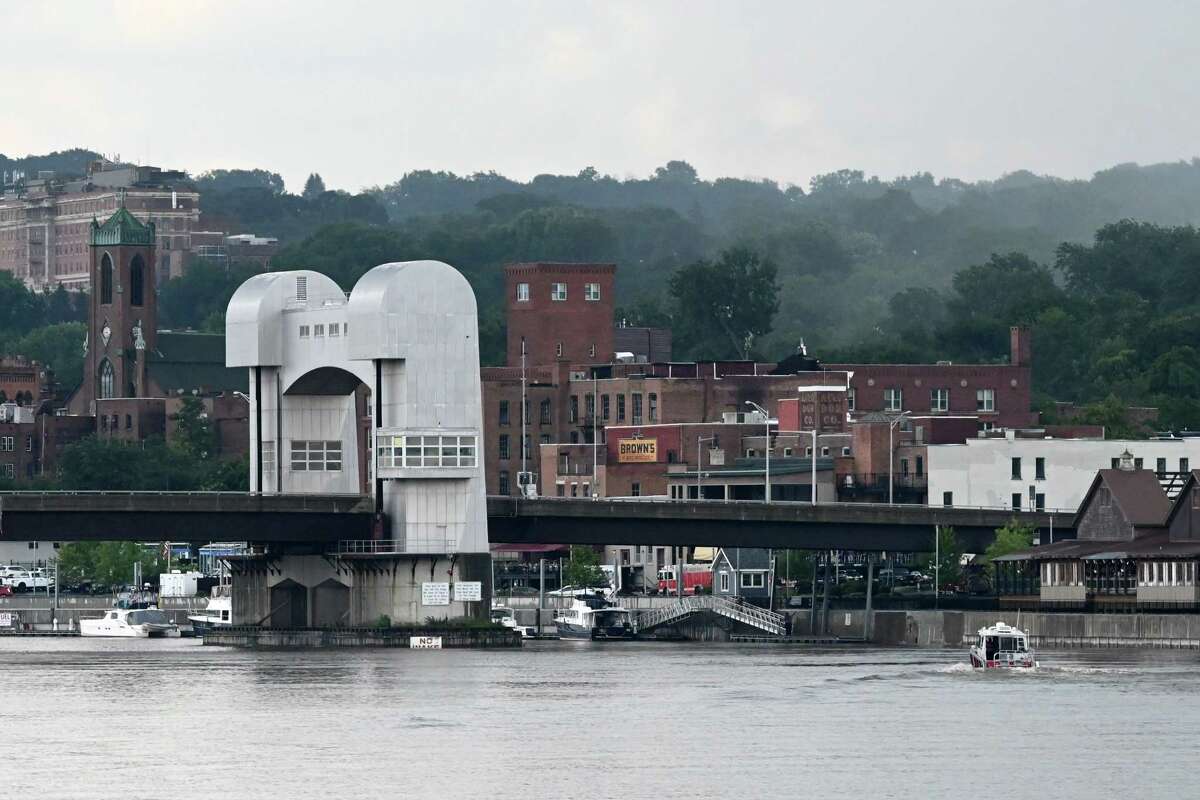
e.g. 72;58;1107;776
4;1;1199;193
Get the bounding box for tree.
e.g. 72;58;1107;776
922;526;962;590
668;247;780;359
563;545;606;589
303;172;327;199
172;396;216;459
57;541;167;588
7;322;87;390
984;520;1036;565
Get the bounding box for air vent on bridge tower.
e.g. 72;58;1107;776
295;276;307;302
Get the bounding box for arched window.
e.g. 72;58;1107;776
99;359;115;399
130;254;145;307
100;253;113;305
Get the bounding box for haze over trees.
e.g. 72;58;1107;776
9;151;1200;429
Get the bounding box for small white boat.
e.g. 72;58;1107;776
969;621;1036;669
490;605;536;638
80;607;177;638
188;594;232;636
552;588;636;640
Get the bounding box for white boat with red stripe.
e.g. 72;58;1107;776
969;621;1037;669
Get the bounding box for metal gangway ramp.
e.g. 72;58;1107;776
638;595;786;636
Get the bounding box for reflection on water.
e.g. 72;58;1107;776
0;638;1197;799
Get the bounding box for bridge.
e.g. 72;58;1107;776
0;492;1074;553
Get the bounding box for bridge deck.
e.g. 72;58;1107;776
0;493;1075;552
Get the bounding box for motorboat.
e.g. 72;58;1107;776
80;607;178;638
552;588;636;640
490;605;537;638
969;621;1036;669
187;594;232;636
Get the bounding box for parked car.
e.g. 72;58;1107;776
0;585;12;597
2;570;52;593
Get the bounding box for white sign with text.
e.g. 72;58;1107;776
409;636;443;649
421;582;451;606
453;581;482;602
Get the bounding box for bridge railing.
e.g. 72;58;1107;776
502;496;1077;515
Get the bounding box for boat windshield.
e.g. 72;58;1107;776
127;610;170;626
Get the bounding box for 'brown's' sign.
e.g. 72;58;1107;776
617;438;657;463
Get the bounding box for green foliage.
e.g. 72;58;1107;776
56;541;167;588
921;526;963;589
55;434;243;492
158;259;262;331
302;173;327;199
171;397;216;459
985;520;1036;565
5;322;87;391
563;545;606;589
668;247;781;359
372;614;392;629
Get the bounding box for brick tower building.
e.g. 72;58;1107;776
79;206;158;408
504;262;616;367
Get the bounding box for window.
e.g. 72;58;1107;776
976;389;995;412
916;456;924;477
631;482;641;497
498;434;510;461
1035;493;1046;511
648;393;658;422
376;434;477;469
1135;457;1144;470
125;414;132;430
313;324;325;337
842;446;851;456
551;282;567;301
516;282;530;302
130;256;145;307
943;491;953;507
585;393;595;421
617;394;626;422
900;458;909;476
1011;457;1021;480
847;388;855;412
632;393;643;425
523;434;531;461
98;360;115;400
290;440;343;472
884;388;902;412
822;446;831;457
1035;457;1046;481
1183;458;1191;473
740;572;765;589
570;483;578;498
539;434;550;445
601;394;610;421
100;253;113;304
1111;457;1120;469
25;435;32;452
2;464;13;479
930;388;949;412
329;323;340;337
556;342;563;358
298;325;310;339
745;448;757;458
499;400;510;426
719;572;730;592
262;441;276;477
1011;493;1021;511
569;395;579;423
0;436;11;451
539;399;551;425
499;470;510;495
585;282;601;301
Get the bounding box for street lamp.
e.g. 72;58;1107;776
744;401;774;503
776;428;820;506
696;434;717;501
888;411;912;505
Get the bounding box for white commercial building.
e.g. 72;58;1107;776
927;435;1200;513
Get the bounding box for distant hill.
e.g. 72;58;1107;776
0;148;103;181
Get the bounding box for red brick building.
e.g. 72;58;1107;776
0;357;51;406
505;262;616;366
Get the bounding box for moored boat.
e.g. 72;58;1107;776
969;621;1036;669
80;607;177;638
188;594;232;636
552;588;636;640
490;605;537;638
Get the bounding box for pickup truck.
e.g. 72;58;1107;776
2;569;53;592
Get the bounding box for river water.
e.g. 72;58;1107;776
1;639;1196;799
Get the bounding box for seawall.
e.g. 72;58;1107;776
203;626;522;648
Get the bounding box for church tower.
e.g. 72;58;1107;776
81;205;157;409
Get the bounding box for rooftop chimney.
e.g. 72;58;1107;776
1010;326;1032;367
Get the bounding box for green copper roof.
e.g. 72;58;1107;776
89;206;156;246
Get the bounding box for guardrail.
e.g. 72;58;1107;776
501;496;1077;514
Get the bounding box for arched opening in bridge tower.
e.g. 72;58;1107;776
269;579;308;628
282;366;373;495
311;578;350;627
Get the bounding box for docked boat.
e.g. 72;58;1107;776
969;621;1036;669
490;605;537;638
80;607;178;638
187;594;232;636
552;588;636;640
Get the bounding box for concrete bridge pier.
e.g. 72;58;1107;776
228;553;492;627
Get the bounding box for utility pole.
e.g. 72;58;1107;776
744;401;773;503
888;411;912;505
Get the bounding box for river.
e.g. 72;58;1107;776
0;638;1195;799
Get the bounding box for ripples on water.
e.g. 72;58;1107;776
0;639;1196;799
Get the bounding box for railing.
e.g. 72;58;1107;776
337;540;405;555
638;595;786;635
505;495;1077;514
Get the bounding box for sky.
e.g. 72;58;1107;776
3;1;1200;194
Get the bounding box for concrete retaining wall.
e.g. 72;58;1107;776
204;626;521;648
871;609;1200;648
